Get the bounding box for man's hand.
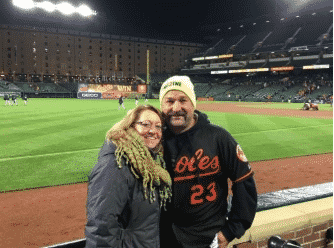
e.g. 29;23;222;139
217;231;229;247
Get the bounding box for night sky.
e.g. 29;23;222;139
0;0;332;44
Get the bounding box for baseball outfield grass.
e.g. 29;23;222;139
0;99;332;192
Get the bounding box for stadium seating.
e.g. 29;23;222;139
58;82;79;93
13;82;36;93
205;84;236;98
233;31;272;55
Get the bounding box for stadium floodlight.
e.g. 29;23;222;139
57;2;76;15
78;4;95;17
13;0;35;10
12;0;97;17
36;1;55;12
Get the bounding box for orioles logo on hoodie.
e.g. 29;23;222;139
173;148;220;183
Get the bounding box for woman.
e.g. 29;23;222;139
85;105;172;248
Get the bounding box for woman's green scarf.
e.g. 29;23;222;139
109;128;172;210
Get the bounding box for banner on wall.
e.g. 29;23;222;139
271;66;294;71
303;64;330;70
137;84;147;94
78;83;144;99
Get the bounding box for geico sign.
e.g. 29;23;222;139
82;94;99;97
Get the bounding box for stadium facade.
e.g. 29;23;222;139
0;24;204;82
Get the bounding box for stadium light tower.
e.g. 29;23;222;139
12;0;97;17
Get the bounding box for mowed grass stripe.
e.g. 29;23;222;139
0;150;99;192
1;102;127;158
205;112;332;135
0;147;101;162
233;123;332;135
205;112;332;161
1;118;114;158
235;124;332;161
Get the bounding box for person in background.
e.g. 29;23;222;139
85;105;172;248
11;94;18;106
23;95;28;106
4;94;10;106
118;95;125;110
135;95;139;106
159;76;257;248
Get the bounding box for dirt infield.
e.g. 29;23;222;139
0;102;332;248
197;102;333;119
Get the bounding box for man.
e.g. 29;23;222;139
22;95;28;105
4;94;10;106
11;94;18;106
118;95;125;110
135;95;139;106
159;76;257;248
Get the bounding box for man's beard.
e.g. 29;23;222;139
164;110;192;133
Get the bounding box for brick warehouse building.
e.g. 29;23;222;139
0;24;204;82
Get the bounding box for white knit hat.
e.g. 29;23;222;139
159;76;196;108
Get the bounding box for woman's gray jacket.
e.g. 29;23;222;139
85;140;161;247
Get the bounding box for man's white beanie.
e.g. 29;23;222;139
159;76;196;108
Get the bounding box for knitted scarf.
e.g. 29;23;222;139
107;128;172;210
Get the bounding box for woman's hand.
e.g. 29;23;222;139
217;231;229;248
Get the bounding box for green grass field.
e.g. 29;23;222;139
1;98;332;192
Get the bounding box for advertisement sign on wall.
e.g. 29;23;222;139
137;84;147;94
77;92;102;99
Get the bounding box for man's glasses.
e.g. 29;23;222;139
135;121;162;132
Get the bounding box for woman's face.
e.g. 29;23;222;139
134;110;162;150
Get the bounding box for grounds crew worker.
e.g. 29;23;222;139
22;95;28;105
159;76;257;248
11;94;18;106
4;93;10;106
